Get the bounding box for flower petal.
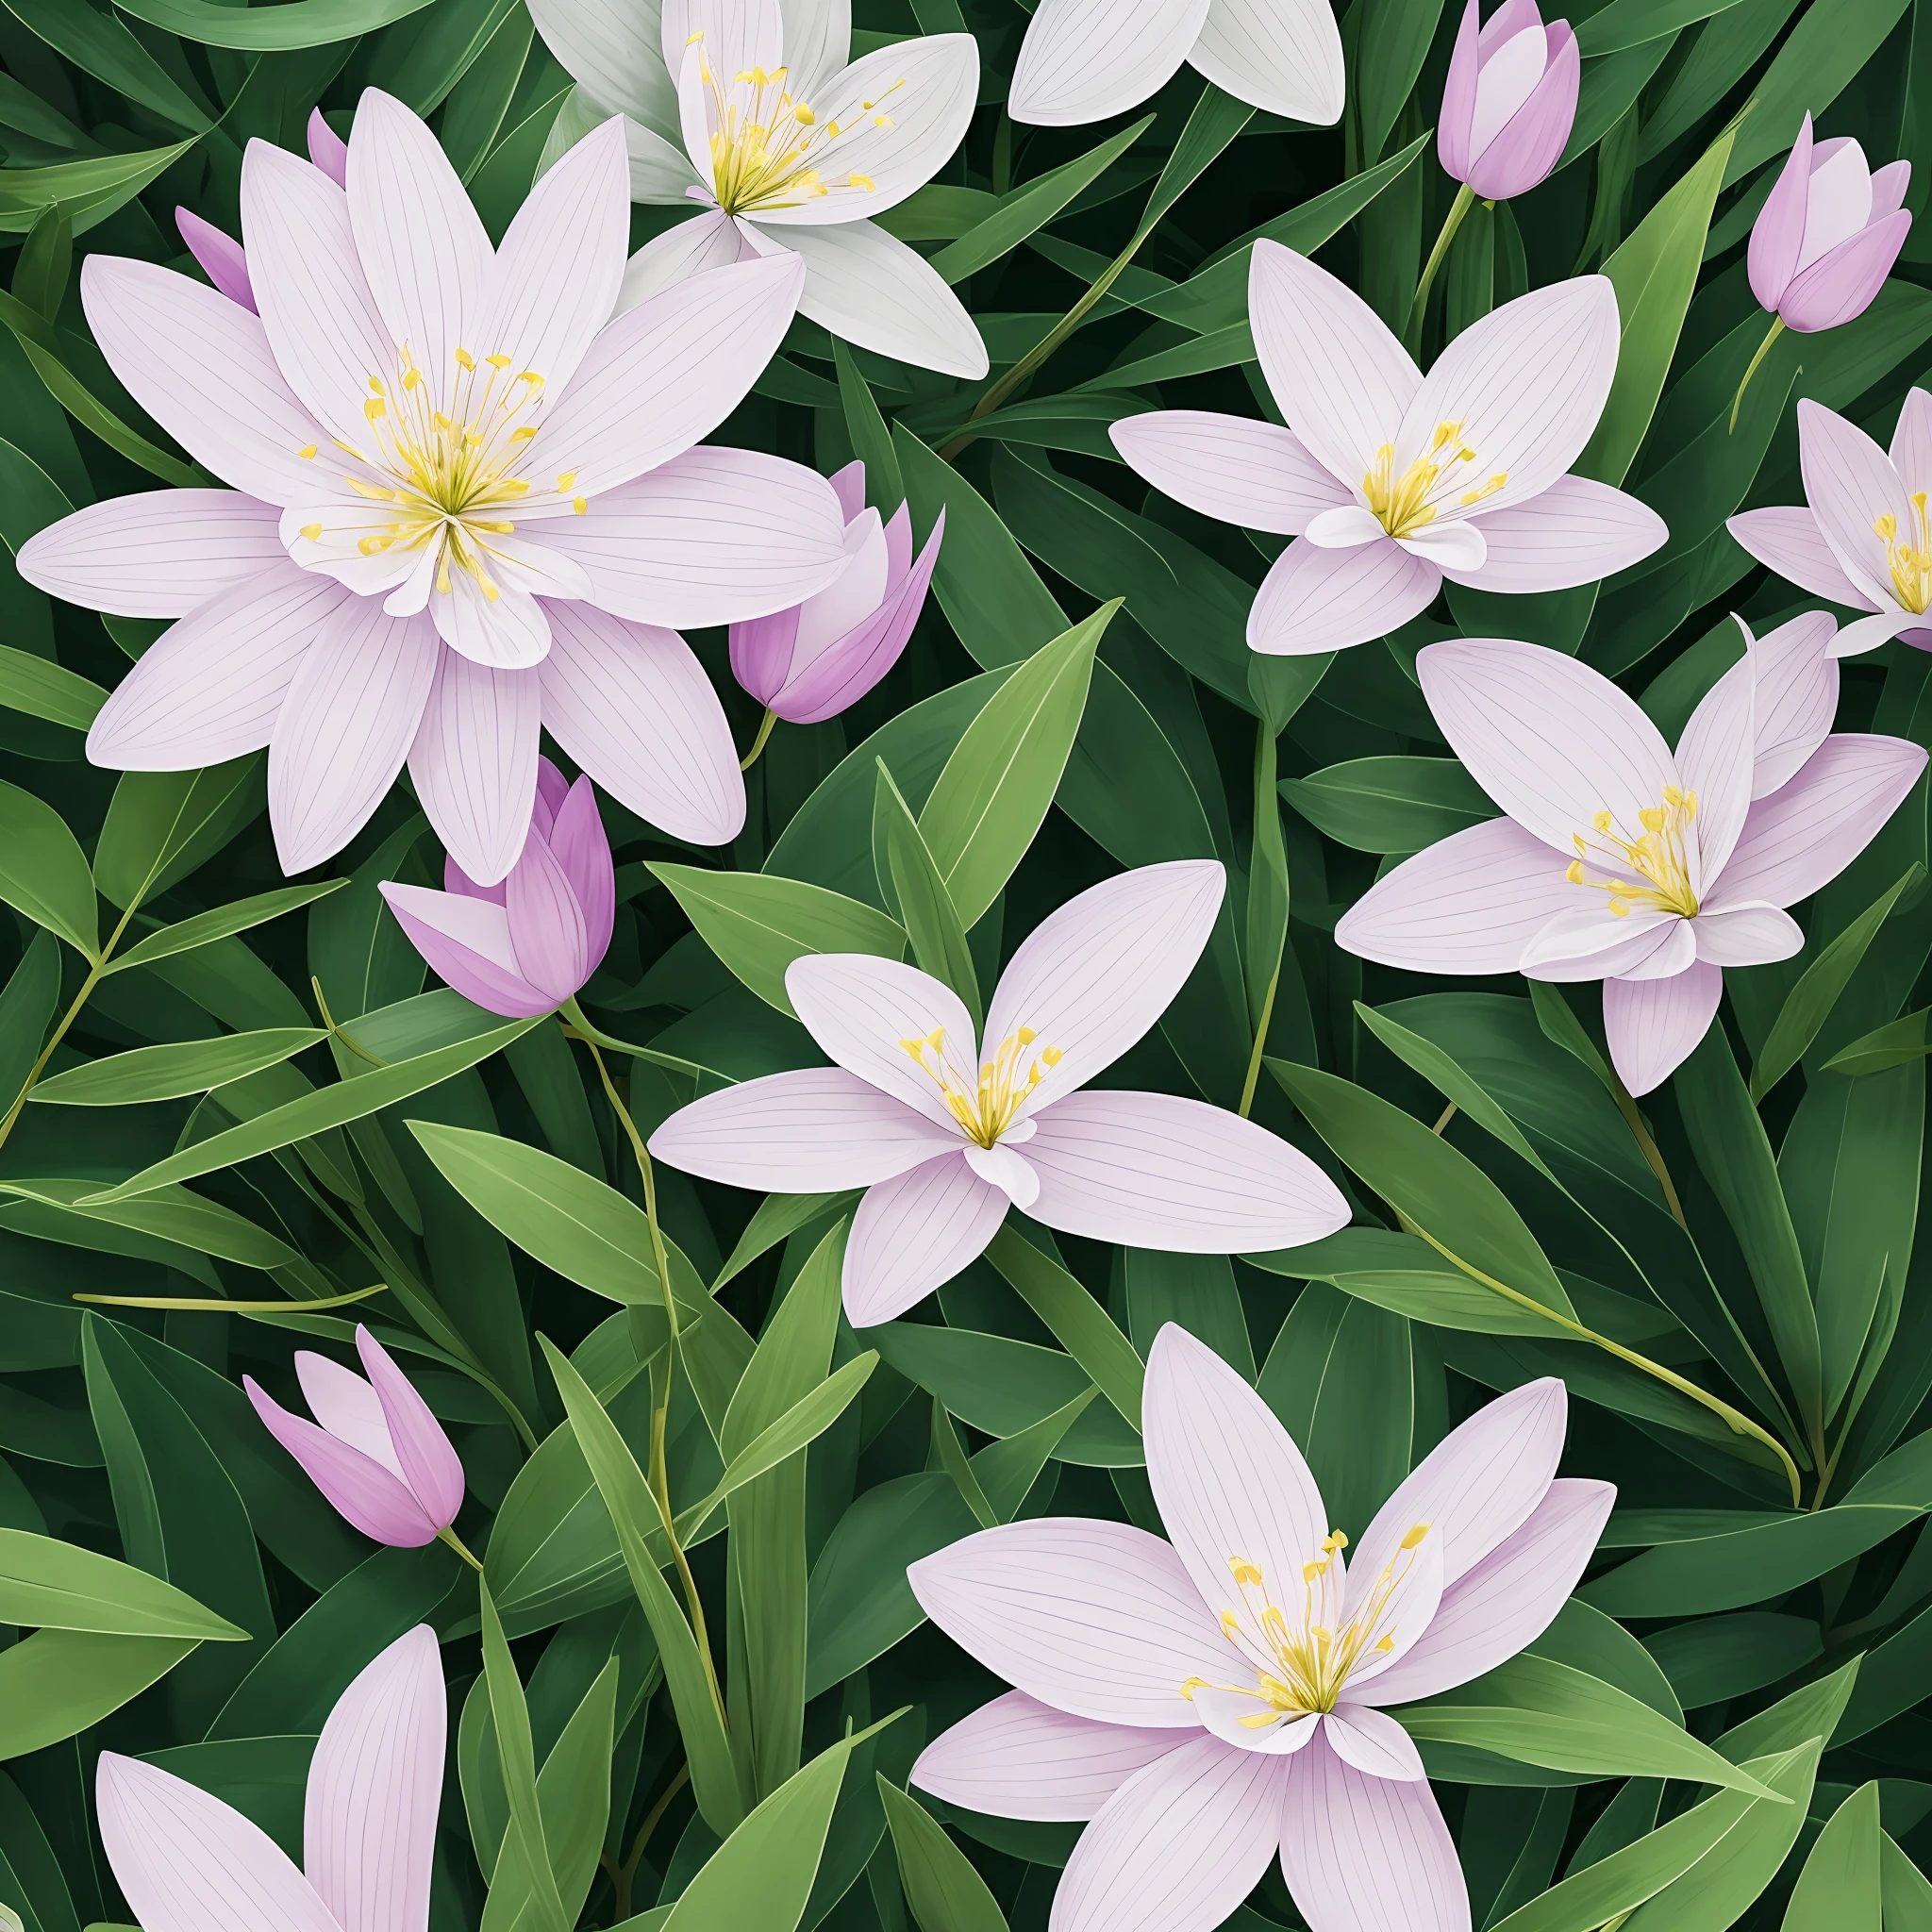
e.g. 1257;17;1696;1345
908;1516;1241;1726
1726;506;1878;610
526;0;680;130
1323;1705;1426;1782
661;0;781;81
548;774;614;967
1891;382;1932;490
1308;504;1396;549
1464;24;1576;200
1193;1692;1320;1756
1395;276;1620;519
346;90;492;414
617;207;757;309
843;1149;1010;1324
983;859;1225;1124
1745;609;1840;796
1355;1479;1614;1706
1797;397;1914;612
269;599;438;873
1008;0;1208;125
537;600;745;844
1248;533;1441;655
1750;113;1813;310
1794;136;1874;272
306;1624;446;1932
79;257;328;508
1692;902;1804;966
1454;477;1667;591
294;1351;404;1475
1604;958;1723;1095
176;208;255;311
962;1140;1040;1209
1707;732;1928;910
243;1376;439;1543
1279;1730;1469;1932
1143;1323;1332;1662
1111;410;1350;536
1189;0;1345;123
18;491;286;620
1782;211;1910;332
1417;637;1678;855
1519;905;1680;982
523;252;803;499
407;650;540;887
503;821;588;1002
378;884;550;1016
1336;817;1579;974
427;559;553;671
776;219;989;378
97;1754;342;1932
534;446;848;626
1250;242;1418;491
86;563;345;770
911;1692;1181;1822
357;1328;465;1530
1024;1091;1350;1253
1398;520;1487;572
1049;1737;1288;1932
1674;647;1756;891
648;1067;959;1191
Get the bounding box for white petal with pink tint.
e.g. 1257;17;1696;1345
962;1141;1040;1209
843;1151;1010;1324
1023;1090;1350;1253
1398;520;1487;573
1457;477;1667;591
908;1517;1243;1727
1110;411;1351;535
1692;903;1804;965
1249;533;1441;654
911;1691;1180;1822
408;651;540;887
780;220;991;381
1726;507;1877;610
1189;0;1346;125
618;208;756;310
1604;960;1724;1095
18;491;286;619
1323;1704;1426;1782
1674;649;1755;890
1746;610;1840;796
1797;398;1915;612
1008;0;1208;125
295;1352;407;1476
1519;905;1680;983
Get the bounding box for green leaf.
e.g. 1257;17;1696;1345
0;1525;248;1638
1576;122;1735;487
0;1629;200;1757
984;1223;1144;1431
875;760;980;1028
1783;1780;1881;1931
1279;756;1495;855
93;761;264;913
918;603;1112;928
108;882;348;974
5;323;204;483
1824;1008;1932;1075
1881;1833;1932;1929
1752;866;1923;1099
31;1029;325;1108
0;777;95;957
0;642;105;731
478;1578;568;1932
833;341;904;513
0;142;201;235
82;1018;539;1203
878;1778;1009;1932
1576;0;1740;56
651;862;905;1018
113;0;440;49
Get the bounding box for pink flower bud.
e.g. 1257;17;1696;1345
308;108;350;187
1438;0;1579;202
729;461;942;724
377;757;616;1017
1750;115;1912;333
244;1326;465;1546
175;208;255;312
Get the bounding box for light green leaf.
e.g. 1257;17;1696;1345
0;642;106;730
878;1777;1009;1932
875;760;980;1028
1783;1779;1881;1931
113;0;439;49
0;1629;201;1756
108;882;349;974
0;777;96;957
985;1223;1144;1431
31;1029;325;1107
0;1525;248;1638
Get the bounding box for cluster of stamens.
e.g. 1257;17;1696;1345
1876;492;1932;613
690;36;903;215
298;345;573;602
900;1024;1062;1149
1362;421;1507;539
1179;1524;1431;1724
1565;787;1700;919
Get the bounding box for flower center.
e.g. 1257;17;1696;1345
1876;494;1932;613
690;38;901;216
1362;421;1507;539
1178;1524;1431;1723
300;346;581;602
1565;788;1700;919
899;1024;1062;1149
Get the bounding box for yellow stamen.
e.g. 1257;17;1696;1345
1877;494;1932;613
899;1021;1063;1149
1363;421;1506;539
297;443;318;459
1567;790;1701;919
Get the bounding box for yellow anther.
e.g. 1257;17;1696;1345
849;172;875;191
486;353;512;369
402;368;421;390
1324;1530;1348;1552
1302;1559;1327;1582
874;114;895;127
1363;423;1484;539
572;496;588;514
365;398;386;421
1401;1523;1431;1550
826;120;842;137
1566;859;1586;885
1374;1634;1395;1652
300;523;322;541
455;347;476;371
298;442;318;459
1569;790;1700;919
1221;1609;1242;1641
1041;1045;1063;1067
1591;810;1612;832
1177;1677;1208;1700
556;471;577;490
795;104;816;124
1229;1557;1264;1586
508;426;538;442
1876;494;1932;612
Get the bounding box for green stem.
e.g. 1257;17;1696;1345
1606;1073;1690;1230
1406;181;1475;354
437;1524;484;1572
739;708;777;772
74;1284;390;1313
1238;970;1278;1120
1730;315;1785;433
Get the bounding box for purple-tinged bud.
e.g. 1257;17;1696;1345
175;208;255;312
308;108;350;188
1438;0;1578;202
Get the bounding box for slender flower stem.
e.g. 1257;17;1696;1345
739;707;777;772
1237;970;1279;1120
607;1762;691;1921
1406;182;1475;355
74;1284;390;1313
311;975;389;1065
1729;316;1785;433
437;1524;484;1572
1431;1101;1458;1134
1606;1073;1689;1229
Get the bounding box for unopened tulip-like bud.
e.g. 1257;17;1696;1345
245;1325;466;1548
1733;117;1912;428
1439;0;1578;202
378;757;615;1018
730;461;942;762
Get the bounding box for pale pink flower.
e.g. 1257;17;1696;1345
647;861;1349;1325
1729;392;1932;657
1438;0;1578;202
98;1625;444;1932
1337;621;1926;1093
20;90;851;885
245;1325;465;1547
730;459;941;724
909;1326;1612;1932
1112;242;1666;656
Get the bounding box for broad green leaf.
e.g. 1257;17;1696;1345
83;1018;539;1203
2;1178;303;1271
878;1778;1009;1932
1279;756;1495;855
0;1526;248;1638
651;862;905;1017
1824;1008;1932;1075
713;1191;860;1291
833;341;904;511
875;761;980;1027
113;0;439;49
0;778;96;956
984;1223;1144;1430
93;761;265;913
0;143;200;234
1357;0;1448;161
478;1579;568;1932
0;1629;200;1756
4;322;203;482
918;603;1112;928
1882;1833;1932;1929
31;1029;325;1107
108;882;349;974
1;0;211;129
1782;1780;1881;1931
1574;0;1733;54
1719;1656;1860;1759
0;642;105;730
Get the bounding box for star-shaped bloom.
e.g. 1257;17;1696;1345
526;0;986;376
910;1327;1613;1932
20;91;850;883
1112;242;1667;656
648;861;1348;1324
1729;391;1932;658
1336;620;1925;1092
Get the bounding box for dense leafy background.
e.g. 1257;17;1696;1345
3;0;1932;1928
